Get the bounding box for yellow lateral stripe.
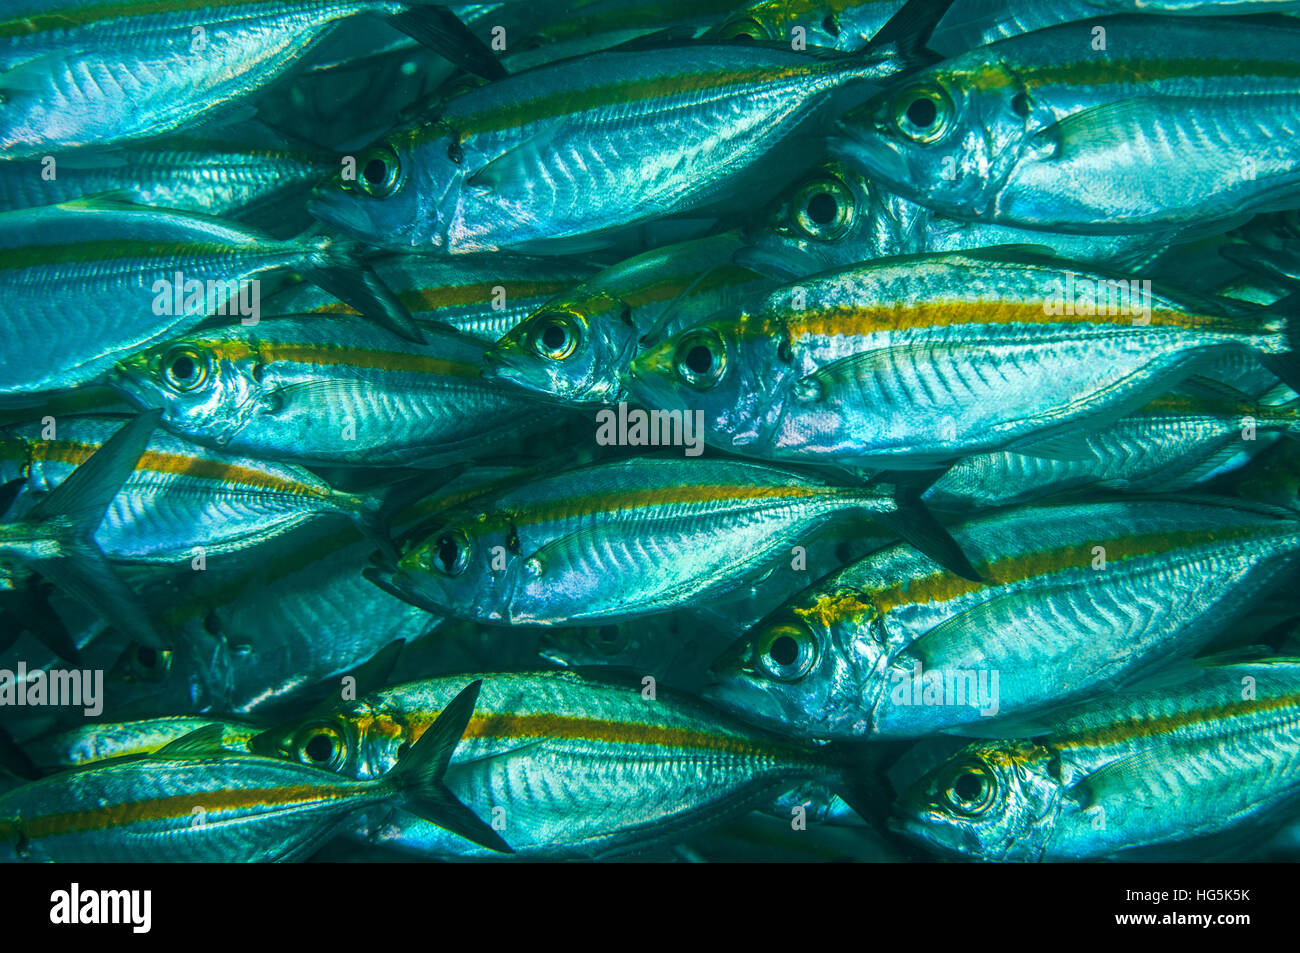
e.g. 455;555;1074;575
808;523;1275;624
2;783;363;842
362;710;809;762
196;340;480;378
1055;692;1300;750
450;64;831;138
31;440;332;499
774;300;1244;341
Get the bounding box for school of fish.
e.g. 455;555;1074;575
3;0;1300;863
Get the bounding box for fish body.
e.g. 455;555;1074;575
833;15;1300;231
309;42;908;254
0;200;394;404
0;681;510;861
715;0;905;51
740;160;1179;279
25;717;257;772
0;138;331;220
257;669;842;859
707;499;1300;739
0;1;498;156
388;456;934;625
0;415;384;563
484;232;778;403
923;388;1300;510
894;660;1300;860
265;254;594;342
628;251;1293;467
108;317;551;467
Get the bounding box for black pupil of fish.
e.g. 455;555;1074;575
685;345;713;375
542;323;568;351
907;97;937;129
769;635;799;667
436;535;460;571
171;355;195;381
137;646;157;668
305;734;334;764
822;14;839;36
954;772;984;802
1012;93;1029;117
807;192;838;225
364;158;388;184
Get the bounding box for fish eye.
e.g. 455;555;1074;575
431;529;470;576
293;722;348;772
357;144;403;198
160;345;209;393
892;83;954;144
792;176;856;241
526;311;583;361
940;760;998;817
673;329;728;389
753;620;817;681
720;17;768;41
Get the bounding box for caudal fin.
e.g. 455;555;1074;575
868;474;982;582
390;5;506;81
21;411;169;650
303;248;427;345
390;678;514;854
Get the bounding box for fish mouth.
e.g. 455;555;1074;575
828;127;910;191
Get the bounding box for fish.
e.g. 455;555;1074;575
0;415;399;564
921;384;1300;510
929;0;1300;56
0;1;503;157
893;658;1300;860
0;411;167;658
265;254;596;342
22;717;258;773
107;316;556;468
831;14;1300;232
252;669;876;859
627;250;1300;468
706;498;1300;739
483;232;779;404
0;137;331;225
738;159;1181;279
0;680;512;861
306;0;954;254
381;455;977;626
0;198;420;404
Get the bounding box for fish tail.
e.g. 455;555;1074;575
861;0;955;71
301;239;427;345
18;411;170;653
860;470;982;582
387;679;514;854
824;740;906;832
390;3;506;81
1255;292;1300;392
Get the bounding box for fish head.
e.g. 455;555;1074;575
483;291;631;403
892;740;1062;861
705;585;885;738
252;706;369;779
626;313;786;451
741;160;927;276
832;59;1031;219
392;512;518;623
309;129;447;251
714;1;847;51
109;336;265;449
